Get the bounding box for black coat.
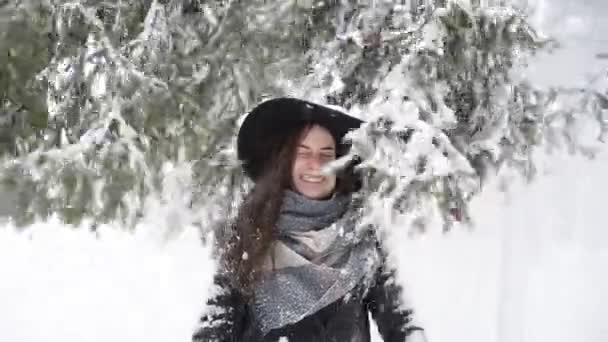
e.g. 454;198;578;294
193;264;424;342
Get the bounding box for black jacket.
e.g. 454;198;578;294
193;265;424;342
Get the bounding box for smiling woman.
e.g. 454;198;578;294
193;97;426;342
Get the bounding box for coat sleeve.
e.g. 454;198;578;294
192;273;244;342
365;265;427;342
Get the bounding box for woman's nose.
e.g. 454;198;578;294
306;155;324;170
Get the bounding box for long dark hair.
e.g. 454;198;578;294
226;122;358;294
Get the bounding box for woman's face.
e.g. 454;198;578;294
291;124;337;200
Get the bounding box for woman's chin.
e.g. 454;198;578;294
297;187;332;200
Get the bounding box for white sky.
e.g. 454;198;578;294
525;0;608;87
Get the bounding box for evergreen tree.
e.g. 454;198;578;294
0;0;605;235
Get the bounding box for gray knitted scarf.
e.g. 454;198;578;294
252;190;378;335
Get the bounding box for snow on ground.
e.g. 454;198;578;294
0;151;606;342
0;222;214;342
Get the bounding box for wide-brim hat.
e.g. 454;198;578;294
237;97;364;180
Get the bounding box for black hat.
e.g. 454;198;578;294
237;97;363;180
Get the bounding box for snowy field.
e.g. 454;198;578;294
0;223;215;342
0;149;606;342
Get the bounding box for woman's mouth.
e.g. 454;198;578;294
301;175;324;183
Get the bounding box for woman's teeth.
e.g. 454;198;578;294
302;175;324;183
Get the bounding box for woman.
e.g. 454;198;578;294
193;98;425;342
